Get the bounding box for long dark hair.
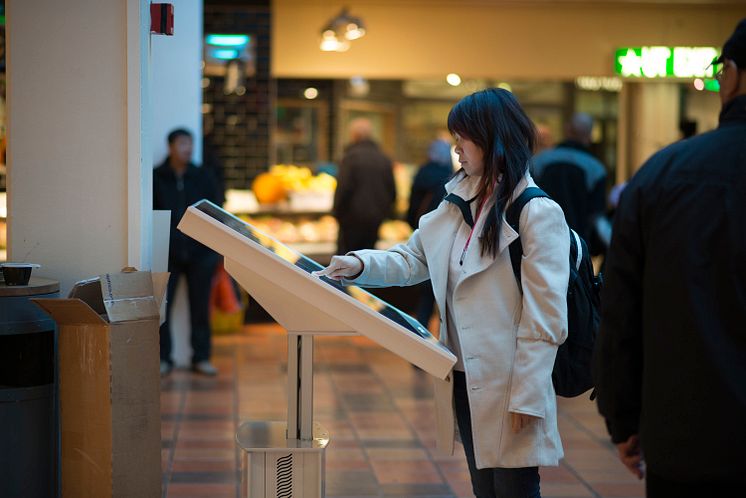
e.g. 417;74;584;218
447;88;536;257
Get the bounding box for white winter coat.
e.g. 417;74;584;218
348;172;569;469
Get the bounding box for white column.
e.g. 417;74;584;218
151;0;204;366
7;0;152;294
622;82;681;176
151;0;203;165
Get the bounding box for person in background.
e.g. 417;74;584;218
532;113;607;254
593;19;746;497
678;119;698;140
534;123;555;153
316;88;569;498
406;138;453;329
333;118;396;254
154;128;222;377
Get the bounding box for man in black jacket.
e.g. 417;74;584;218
593;19;746;496
333;118;396;254
154;129;222;377
532;113;607;253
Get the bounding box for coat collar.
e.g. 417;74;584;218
719;94;746;127
442;171;533;259
458;173;531;281
444;171;479;197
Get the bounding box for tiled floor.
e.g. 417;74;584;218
160;323;645;498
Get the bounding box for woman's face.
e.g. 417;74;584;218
453;133;484;177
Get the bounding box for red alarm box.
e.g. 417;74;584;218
150;3;174;36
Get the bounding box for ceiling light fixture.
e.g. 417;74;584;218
319;8;366;52
446;73;462;86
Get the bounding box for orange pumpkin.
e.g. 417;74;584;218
252;173;286;204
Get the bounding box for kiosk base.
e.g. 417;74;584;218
237;421;330;498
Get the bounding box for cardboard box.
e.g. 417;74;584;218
33;269;168;498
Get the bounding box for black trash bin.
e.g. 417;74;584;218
0;278;59;498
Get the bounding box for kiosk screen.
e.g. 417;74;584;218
194;200;438;343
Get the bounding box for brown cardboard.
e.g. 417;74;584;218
100;270;160;323
151;272;170;326
32;269;167;498
33;298;107;325
67;277;107;315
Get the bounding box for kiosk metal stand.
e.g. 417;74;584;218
177;203;455;498
236;333;333;498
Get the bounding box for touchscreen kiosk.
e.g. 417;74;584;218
178;200;455;379
178;200;455;498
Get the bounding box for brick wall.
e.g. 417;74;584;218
203;0;271;190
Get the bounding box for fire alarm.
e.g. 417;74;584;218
150;3;174;36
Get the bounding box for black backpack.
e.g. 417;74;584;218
505;187;602;398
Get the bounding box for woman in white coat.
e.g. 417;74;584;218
315;88;569;498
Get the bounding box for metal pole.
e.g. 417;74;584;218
299;335;314;440
287;334;314;441
286;334;300;440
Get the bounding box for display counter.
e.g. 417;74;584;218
224;188;412;265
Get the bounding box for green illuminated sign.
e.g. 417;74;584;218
615;47;719;78
703;79;720;92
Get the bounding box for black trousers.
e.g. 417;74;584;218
454;371;541;498
160;256;218;365
646;470;744;498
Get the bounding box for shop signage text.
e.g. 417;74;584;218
615;47;719;79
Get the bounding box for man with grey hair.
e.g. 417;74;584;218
333;118;396;254
532;113;607;251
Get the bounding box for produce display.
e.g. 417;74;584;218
239;214;338;244
238;163;414;250
238;214;411;246
251;164;336;206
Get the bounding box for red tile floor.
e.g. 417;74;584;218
160;323;645;498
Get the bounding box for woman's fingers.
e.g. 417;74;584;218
312;256;362;280
312;263;339;278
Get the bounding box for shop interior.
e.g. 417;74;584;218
1;1;740;497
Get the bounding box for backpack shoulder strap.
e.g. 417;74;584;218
506;187;549;289
444;193;478;228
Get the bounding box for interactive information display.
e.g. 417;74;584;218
178;200;455;379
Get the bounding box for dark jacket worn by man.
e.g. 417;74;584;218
593;94;746;484
532;140;606;249
333;139;396;254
